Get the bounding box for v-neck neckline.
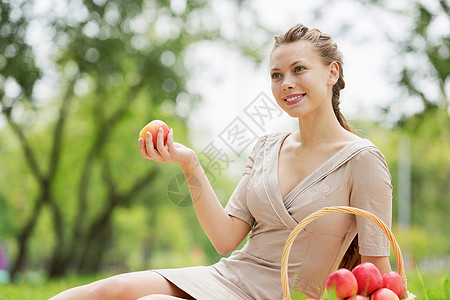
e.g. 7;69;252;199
275;132;363;201
261;132;375;229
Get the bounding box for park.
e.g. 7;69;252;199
0;0;449;299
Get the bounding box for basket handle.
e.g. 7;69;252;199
281;206;406;300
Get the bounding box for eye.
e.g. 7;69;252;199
271;72;282;80
294;66;305;73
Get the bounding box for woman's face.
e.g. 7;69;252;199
269;40;338;119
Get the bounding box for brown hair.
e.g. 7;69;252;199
273;23;354;134
273;24;360;270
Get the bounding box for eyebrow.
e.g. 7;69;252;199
270;60;308;72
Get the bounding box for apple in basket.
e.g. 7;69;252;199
370;287;400;300
352;262;383;296
383;272;406;299
139;120;170;149
347;295;369;300
325;268;358;299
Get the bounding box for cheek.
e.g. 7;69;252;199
271;82;279;97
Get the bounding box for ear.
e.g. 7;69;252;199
327;61;339;86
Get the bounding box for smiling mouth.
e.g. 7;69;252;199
284;93;306;102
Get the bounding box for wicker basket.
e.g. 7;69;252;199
281;206;413;300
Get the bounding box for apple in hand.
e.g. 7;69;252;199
383;272;405;299
326;268;358;299
370;288;400;300
352;262;383;296
139;120;170;149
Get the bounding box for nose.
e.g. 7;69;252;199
281;74;295;90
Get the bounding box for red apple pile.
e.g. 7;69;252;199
307;262;406;300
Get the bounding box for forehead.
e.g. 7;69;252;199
270;40;321;68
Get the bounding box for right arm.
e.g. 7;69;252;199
181;157;252;255
138;127;251;255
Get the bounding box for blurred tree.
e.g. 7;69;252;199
386;0;450;238
0;0;270;279
366;0;450;260
394;0;449;125
365;0;450;255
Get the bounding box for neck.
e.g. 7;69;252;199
295;106;347;147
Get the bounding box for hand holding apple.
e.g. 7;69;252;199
138;120;196;169
139;120;170;149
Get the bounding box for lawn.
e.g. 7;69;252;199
0;268;448;299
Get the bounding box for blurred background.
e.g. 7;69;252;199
0;0;448;296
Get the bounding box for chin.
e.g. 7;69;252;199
285;108;306;119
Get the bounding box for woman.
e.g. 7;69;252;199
51;24;393;300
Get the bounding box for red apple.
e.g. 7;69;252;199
383;272;406;299
326;268;358;299
370;288;400;300
352;262;383;296
347;296;369;300
139;120;170;149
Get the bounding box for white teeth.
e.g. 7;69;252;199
285;94;304;102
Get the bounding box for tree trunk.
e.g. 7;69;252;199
77;201;116;274
47;201;68;277
9;190;46;280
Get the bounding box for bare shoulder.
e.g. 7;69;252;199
331;132;364;151
342;131;363;143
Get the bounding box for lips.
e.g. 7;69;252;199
284;93;306;104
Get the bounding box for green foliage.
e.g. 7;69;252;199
353;103;450;261
0;194;15;239
0;1;41;101
396;0;449;119
0;0;280;281
0;0;271;278
395;226;449;262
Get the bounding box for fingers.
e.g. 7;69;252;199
157;127;170;158
139;136;153;160
139;132;162;160
139;129;174;162
167;128;175;153
148;131;166;159
138;137;149;158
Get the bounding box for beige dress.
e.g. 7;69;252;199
154;132;392;299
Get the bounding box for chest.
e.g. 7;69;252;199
277;148;337;199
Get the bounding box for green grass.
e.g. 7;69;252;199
0;268;449;299
404;266;449;300
0;273;107;300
